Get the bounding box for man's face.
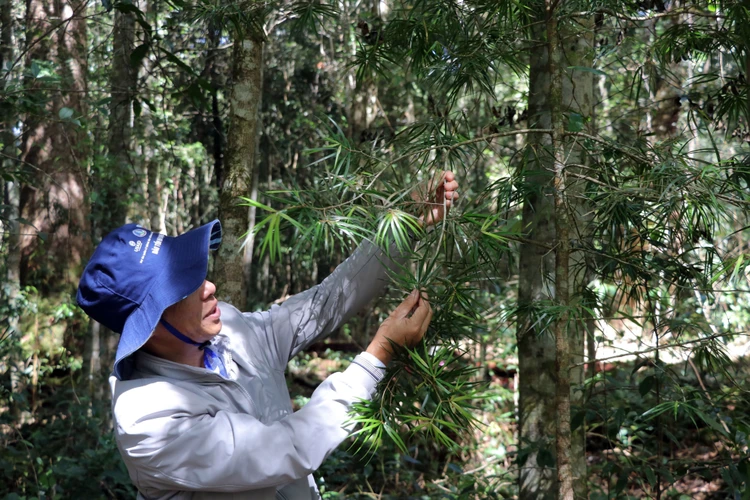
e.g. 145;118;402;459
162;280;222;342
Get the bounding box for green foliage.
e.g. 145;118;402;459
0;289;133;499
584;358;750;498
242;0;750;493
4;0;750;497
0;402;135;499
369;0;531;101
243;120;516;454
183;0;271;39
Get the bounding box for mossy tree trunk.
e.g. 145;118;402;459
211;20;263;307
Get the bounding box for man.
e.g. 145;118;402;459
76;173;458;499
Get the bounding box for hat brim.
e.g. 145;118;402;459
113;220;222;380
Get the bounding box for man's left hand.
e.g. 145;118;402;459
414;171;459;227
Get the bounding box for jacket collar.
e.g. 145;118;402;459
131;333;236;381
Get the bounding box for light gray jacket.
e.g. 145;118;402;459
110;241;397;499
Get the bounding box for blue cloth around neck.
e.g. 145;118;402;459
160;319;228;378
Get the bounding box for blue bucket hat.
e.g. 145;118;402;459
76;220;222;380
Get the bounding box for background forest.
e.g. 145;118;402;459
1;0;750;498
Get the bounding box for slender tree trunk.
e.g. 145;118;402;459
562;15;595;499
517;13;558;499
517;3;593;498
3;180;22;419
351;79;377;143
1;0;19;314
147;158;163;231
350;6;379;143
0;0;10;75
546;5;573;497
104;5;137;229
2;0;22;422
134;0;163;231
211;21;263;307
207;22;224;191
85;1;139;399
346;0;378;143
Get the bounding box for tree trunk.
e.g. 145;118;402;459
2;0;22;421
103;5;137;230
1;0;19;314
517;3;593;498
547;6;573;498
243;161;260;309
84;1;139;399
3;182;22;420
351;80;377;143
562;15;595;500
349;1;379;143
20;0;90;288
147;158;163;231
517;13;558;498
211;24;263;307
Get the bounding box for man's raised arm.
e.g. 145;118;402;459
247;171;459;369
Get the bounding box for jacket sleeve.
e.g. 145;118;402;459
256;239;406;370
114;355;384;493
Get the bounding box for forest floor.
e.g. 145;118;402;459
587;441;727;499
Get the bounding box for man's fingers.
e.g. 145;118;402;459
409;295;431;325
395;290;420;317
442;176;459;213
444;180;459;193
432;171;453;196
419;303;433;334
434;180;445;202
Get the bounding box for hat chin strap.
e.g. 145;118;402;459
160;319;211;350
159;318;228;378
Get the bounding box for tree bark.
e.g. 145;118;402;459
103;5;137;230
84;1;140;400
243;161;260;309
211;24;263;307
517;2;593;498
20;0;90;288
2;0;22;421
562;15;595;500
1;0;19;313
517;12;558;498
0;0;11;75
546;4;573;498
349;2;379;143
147;158;163;231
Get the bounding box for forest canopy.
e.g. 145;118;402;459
1;0;749;498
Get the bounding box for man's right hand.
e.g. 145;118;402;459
366;290;432;366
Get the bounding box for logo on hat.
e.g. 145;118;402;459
132;229;148;237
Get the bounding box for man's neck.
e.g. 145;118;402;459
142;325;205;368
